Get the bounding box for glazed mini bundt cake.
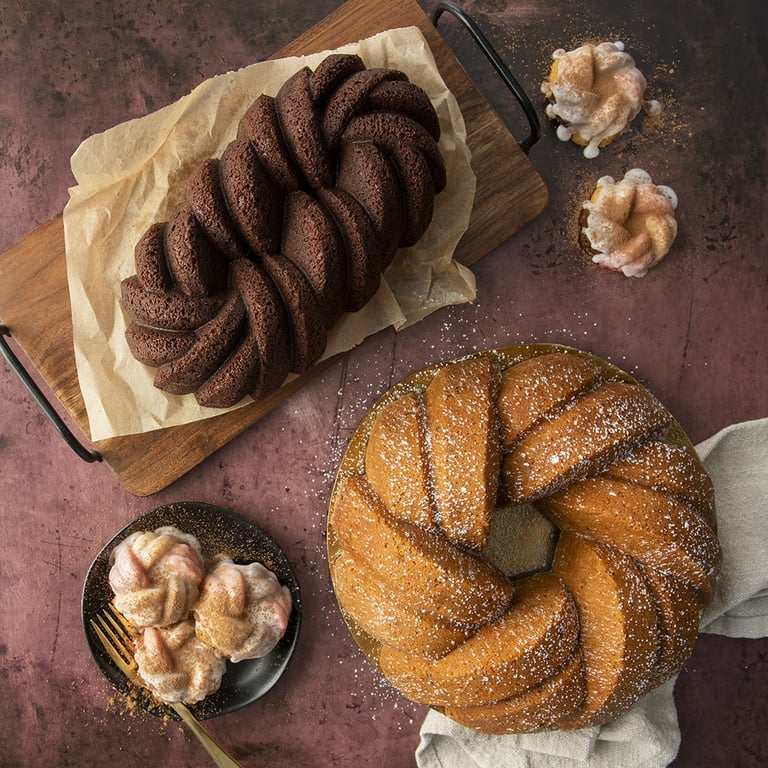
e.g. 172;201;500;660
541;41;660;158
108;526;204;628
121;53;446;408
134;619;227;704
193;557;292;663
580;168;679;277
328;345;721;733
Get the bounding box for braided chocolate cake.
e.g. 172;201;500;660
121;53;446;408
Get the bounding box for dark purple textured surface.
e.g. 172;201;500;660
1;0;766;766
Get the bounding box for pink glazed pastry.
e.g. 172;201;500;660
194;557;292;663
108;526;205;628
580;169;679;277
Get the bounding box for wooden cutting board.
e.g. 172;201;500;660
0;0;548;496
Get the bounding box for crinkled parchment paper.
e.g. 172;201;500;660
64;26;477;442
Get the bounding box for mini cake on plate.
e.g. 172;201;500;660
108;526;204;628
541;41;660;158
580;168;679;277
134;619;227;704
193;557;292;663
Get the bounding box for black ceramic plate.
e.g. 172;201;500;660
82;501;301;720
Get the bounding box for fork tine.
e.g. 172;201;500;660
103;604;137;652
91;618;134;675
90;604;139;674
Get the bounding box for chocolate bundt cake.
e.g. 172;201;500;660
328;345;721;733
121;54;446;408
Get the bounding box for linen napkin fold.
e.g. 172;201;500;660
417;417;768;768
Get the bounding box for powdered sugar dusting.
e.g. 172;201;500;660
327;346;720;734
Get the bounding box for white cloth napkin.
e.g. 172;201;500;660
417;417;768;768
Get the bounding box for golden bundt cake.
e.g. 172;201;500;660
539;477;721;598
364;390;437;532
443;650;586;734
501;379;670;504
330;551;472;660
550;531;660;729
379;572;580;707
423;355;501;550
331;473;513;627
121;53;446;409
328;345;721;733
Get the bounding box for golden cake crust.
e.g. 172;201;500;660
330;551;472;659
443;649;586;734
365;390;436;531
424;356;501;550
331;473;514;627
378;572;579;707
551;532;660;729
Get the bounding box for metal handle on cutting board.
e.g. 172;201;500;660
432;0;542;153
0;325;102;463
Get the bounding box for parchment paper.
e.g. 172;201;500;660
64;26;476;442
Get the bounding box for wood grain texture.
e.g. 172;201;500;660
0;0;546;496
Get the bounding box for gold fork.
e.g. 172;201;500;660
90;604;245;768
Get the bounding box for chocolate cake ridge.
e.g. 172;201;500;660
134;222;173;294
321;68;408;151
125;323;196;367
153;291;247;394
165;205;229;297
186;158;251;262
309;53;366;104
237;94;303;194
220;137;282;259
233;259;291;401
282;190;348;328
261;253;327;375
275;66;333;190
319;187;385;313
337;138;403;263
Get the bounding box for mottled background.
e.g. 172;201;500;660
0;0;766;766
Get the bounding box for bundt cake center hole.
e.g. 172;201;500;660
482;503;558;579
